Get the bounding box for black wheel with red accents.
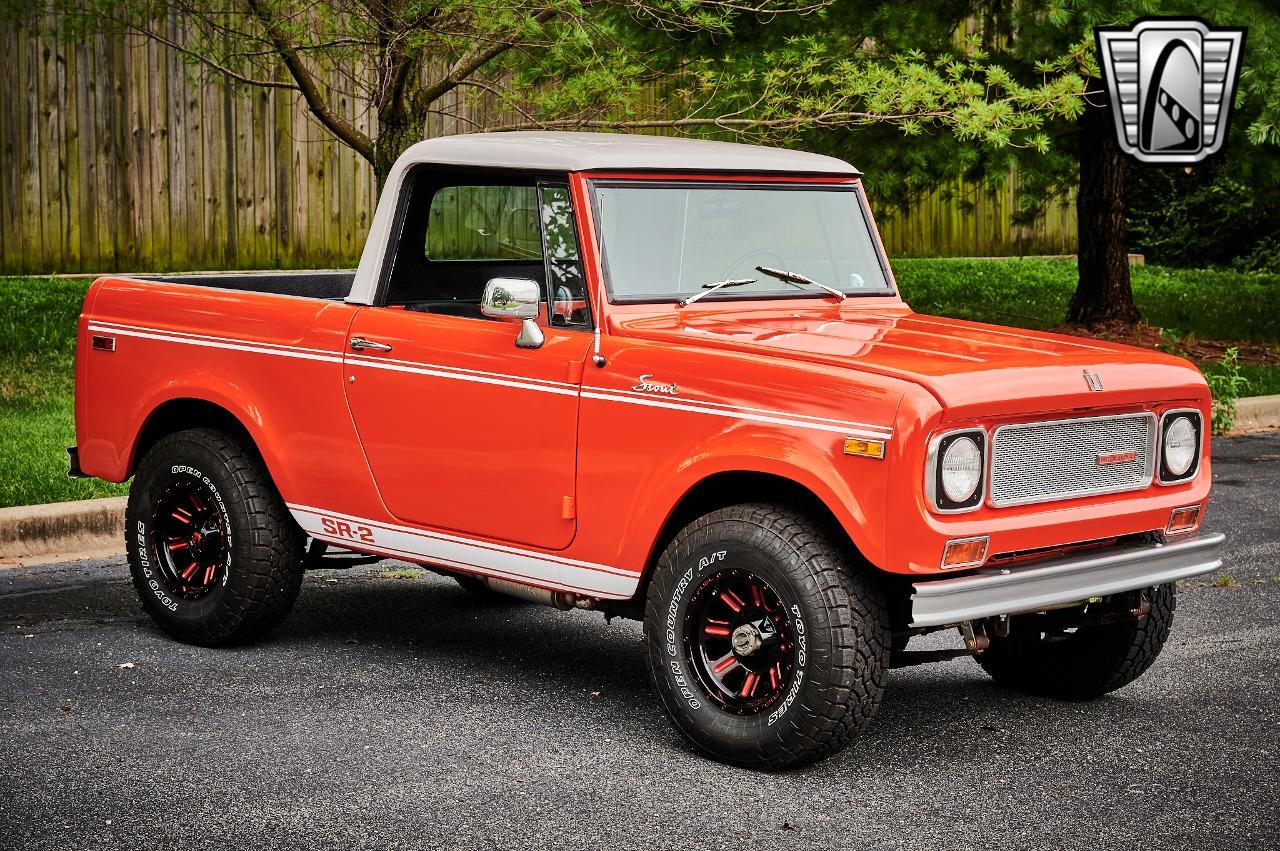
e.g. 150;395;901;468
644;503;890;771
685;568;797;715
126;427;305;646
151;475;230;600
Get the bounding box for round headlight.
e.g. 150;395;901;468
940;436;982;503
1163;415;1197;477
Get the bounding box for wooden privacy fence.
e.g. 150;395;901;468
0;17;1077;276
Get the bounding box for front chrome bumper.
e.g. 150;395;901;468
910;532;1225;628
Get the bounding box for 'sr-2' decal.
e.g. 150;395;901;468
320;517;375;543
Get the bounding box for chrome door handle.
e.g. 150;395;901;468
349;337;393;353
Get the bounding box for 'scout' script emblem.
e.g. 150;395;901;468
633;374;678;396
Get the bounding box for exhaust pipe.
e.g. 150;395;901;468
480;576;595;611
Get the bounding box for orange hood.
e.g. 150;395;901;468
610;303;1210;420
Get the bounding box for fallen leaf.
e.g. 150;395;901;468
23;634;34;639
782;822;796;831
118;662;135;669
591;691;601;697
59;703;70;713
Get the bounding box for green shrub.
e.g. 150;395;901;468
1204;348;1250;435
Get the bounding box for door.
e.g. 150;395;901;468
342;178;593;551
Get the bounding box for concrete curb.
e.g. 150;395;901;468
0;496;126;564
1232;394;1280;435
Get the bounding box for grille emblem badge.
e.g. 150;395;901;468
1098;450;1138;466
1084;370;1105;392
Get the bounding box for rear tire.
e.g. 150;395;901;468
125;428;305;646
976;584;1176;700
644;503;890;770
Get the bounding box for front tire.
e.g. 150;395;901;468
644;503;890;770
125;428;305;646
976;583;1176;700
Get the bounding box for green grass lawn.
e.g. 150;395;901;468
0;278;130;507
892;258;1280;342
1;262;1277;507
1233;365;1280;397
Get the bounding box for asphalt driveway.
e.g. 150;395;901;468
1;434;1277;850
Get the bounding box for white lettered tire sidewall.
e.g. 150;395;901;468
125;428;306;646
128;458;236;625
644;504;888;769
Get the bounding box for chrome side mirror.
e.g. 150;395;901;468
481;278;544;349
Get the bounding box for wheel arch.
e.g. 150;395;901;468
627;464;884;610
125;396;295;506
130;398;256;472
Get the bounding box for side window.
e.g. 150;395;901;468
426;185;540;260
381;172;590;328
386;181;546;317
539;185;590;329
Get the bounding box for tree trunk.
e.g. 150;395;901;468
1067;85;1141;327
371;113;425;193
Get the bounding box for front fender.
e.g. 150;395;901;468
609;432;889;575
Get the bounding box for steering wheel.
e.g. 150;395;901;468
719;248;786;282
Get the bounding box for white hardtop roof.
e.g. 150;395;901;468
350;132;860;305
393;131;860;176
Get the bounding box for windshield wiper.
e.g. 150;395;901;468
677;277;757;307
755;266;847;301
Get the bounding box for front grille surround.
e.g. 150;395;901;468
988;412;1157;508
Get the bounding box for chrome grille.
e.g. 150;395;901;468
989;413;1156;507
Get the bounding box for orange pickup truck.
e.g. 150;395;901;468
72;132;1224;769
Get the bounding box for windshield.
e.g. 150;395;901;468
590;182;893;302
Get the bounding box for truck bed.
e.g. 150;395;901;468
141;271;355;301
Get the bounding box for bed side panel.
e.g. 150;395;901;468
77;277;380;515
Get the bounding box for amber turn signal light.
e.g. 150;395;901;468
843;437;886;459
1166;504;1202;535
941;536;989;570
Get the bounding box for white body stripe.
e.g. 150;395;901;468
88;322;343;364
581;388;892;439
93;321;894;439
347;353;577;390
347;354;579;396
288;504;639;599
583;386;892;434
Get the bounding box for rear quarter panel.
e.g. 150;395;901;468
76;277;379;513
